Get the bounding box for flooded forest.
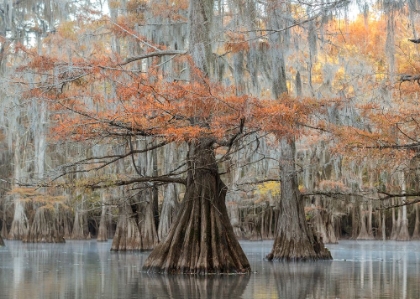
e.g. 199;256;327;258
1;0;420;274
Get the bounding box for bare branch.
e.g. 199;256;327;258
120;50;187;66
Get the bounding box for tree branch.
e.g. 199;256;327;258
119;50;187;66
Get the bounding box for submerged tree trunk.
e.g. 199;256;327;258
8;199;29;240
396;172;410;241
158;182;179;241
267;139;332;261
158;144;180;241
350;202;360;239
412;203;420;240
23;206;65;243
357;203;374;240
71;208;90;239
396;203;410;241
135;138;159;250
97;193;108;242
390;202;399;240
1;214;8;239
58;204;73;239
111;201;142;251
138;188;159;250
143;138;251;274
311;205;338;244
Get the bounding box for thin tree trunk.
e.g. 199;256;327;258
396;171;410;241
390;200;399;240
1;208;8;239
97;193;108;242
351;201;360;239
143;138;251;274
0;235;4;246
60;205;73;239
267;139;331;261
382;210;386;241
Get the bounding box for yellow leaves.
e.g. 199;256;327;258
256;181;280;198
57;21;78;40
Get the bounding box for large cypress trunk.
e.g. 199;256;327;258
143;138;251;274
23;206;65;243
8;199;29;240
356;203;374;240
71;208;90;239
267;139;332;261
1;214;8;239
138;188;159;250
412;203;420;240
111;201;142;251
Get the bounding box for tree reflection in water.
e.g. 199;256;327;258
145;273;250;299
1;240;420;298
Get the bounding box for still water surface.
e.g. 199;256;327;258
1;240;420;299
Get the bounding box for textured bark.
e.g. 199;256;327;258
396;172;410;241
357;203;374;240
267;140;332;261
412;204;420;240
71;209;90;239
311;205;338;244
138;189;159;250
143;139;251;274
1;217;7;239
349;202;359;239
97;193;108;242
396;204;410;241
258;203;277;240
158;143;181;241
58;205;73;239
8;199;29;240
23;206;65;243
390;202;399;240
377;209;386;241
227;203;245;239
158;183;179;241
111;202;142;251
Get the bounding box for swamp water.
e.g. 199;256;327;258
1;240;420;299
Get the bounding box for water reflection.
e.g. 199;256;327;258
145;274;250;298
1;240;420;298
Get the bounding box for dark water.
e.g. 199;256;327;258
1;240;420;299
